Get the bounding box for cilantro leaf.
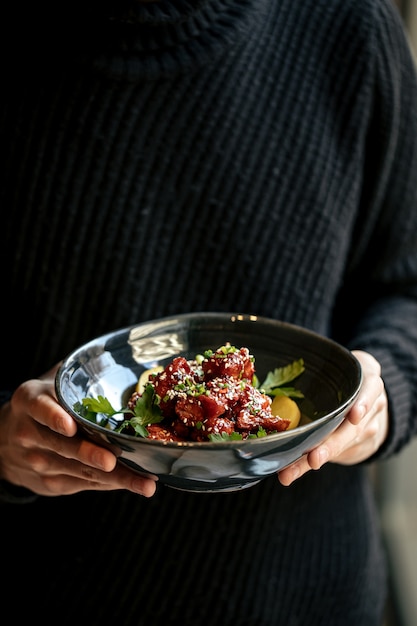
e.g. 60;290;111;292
74;386;163;437
74;395;122;426
208;431;244;442
78;395;118;415
208;427;271;442
115;385;163;437
130;384;162;424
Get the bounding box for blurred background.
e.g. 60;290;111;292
373;3;417;626
397;0;417;55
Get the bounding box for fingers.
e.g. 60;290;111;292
41;456;158;497
9;437;158;497
12;379;78;437
347;350;383;425
278;449;327;487
278;349;389;487
25;424;119;471
17;453;158;497
10;429;158;497
6;377;158;498
17;380;122;476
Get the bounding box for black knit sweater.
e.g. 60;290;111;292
1;1;417;624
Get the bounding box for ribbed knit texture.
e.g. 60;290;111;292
1;0;417;624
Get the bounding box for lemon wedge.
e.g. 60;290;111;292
136;366;164;394
270;395;301;430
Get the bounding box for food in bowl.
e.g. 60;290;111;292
74;344;306;443
55;313;362;492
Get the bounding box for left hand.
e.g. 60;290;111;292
278;350;389;486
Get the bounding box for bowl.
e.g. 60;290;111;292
55;312;362;493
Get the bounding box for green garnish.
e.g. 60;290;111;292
203;345;237;359
75;385;163;437
209;431;246;442
74;395;121;426
258;358;305;398
115;385;163;437
209;427;270;442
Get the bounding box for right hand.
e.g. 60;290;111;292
0;364;158;498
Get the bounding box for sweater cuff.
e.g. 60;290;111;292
0;389;13;406
362;346;412;462
0;480;37;504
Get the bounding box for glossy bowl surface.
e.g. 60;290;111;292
55;313;362;492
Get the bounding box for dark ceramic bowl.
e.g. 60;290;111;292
55;312;362;493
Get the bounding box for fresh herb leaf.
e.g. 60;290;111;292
78;395;119;415
114;385;163;437
208;426;273;442
208;431;244;442
267;386;305;399
259;358;305;396
116;418;150;438
74;395;123;425
130;384;162;424
252;426;268;438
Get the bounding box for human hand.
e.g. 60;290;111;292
0;364;157;497
278;350;388;486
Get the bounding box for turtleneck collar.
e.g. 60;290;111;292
70;0;256;80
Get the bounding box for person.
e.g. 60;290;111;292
1;0;416;624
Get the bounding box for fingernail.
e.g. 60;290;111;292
318;448;329;466
358;403;366;419
132;478;146;494
290;465;301;480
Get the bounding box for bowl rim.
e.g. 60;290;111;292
55;312;363;449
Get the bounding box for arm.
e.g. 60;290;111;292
280;1;417;485
339;0;417;458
